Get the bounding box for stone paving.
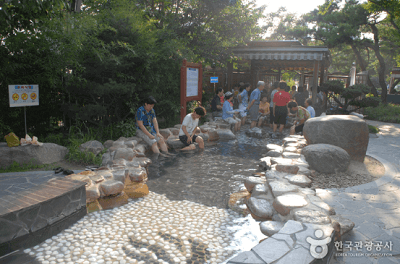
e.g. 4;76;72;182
18;192;264;264
318;120;400;264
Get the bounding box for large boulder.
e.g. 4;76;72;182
0;143;68;168
301;144;351;173
247;197;275;219
114;148;135;161
159;129;173;140
79;140;104;156
103;140;114;149
166;137;186;149
303;115;369;162
208;129;219;141
168;128;180;136
216;129;236;141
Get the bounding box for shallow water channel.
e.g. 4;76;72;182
146;125;283;209
5;125;288;264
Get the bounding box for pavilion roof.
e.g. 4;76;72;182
232;41;331;71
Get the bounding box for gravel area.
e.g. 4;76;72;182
310;156;385;189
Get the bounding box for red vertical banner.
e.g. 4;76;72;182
180;59;203;123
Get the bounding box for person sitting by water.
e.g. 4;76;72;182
247;81;265;129
257;94;270;127
288;101;311;135
179;106;206;151
294;86;309;107
222;92;241;132
238;83;251;125
272;82;291;136
305;98;316;118
211;88;224;118
136;96;172;156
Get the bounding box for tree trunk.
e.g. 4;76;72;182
351;44;378;97
368;24;387;103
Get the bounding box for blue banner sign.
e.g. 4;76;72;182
210;77;218;83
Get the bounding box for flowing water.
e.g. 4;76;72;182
146;124;284;209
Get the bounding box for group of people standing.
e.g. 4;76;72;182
211;81;317;136
211;81;270;132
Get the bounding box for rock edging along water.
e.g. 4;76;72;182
227;135;355;264
67;119;239;206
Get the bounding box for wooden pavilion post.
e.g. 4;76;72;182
227;62;233;92
312;60;319;105
278;68;281;81
300;70;305;87
319;60;325;87
250;60;256;89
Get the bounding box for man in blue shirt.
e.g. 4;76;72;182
222;92;241;131
247;81;265;129
136;96;170;156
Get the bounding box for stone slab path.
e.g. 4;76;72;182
318;120;400;264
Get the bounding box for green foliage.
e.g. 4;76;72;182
368;125;380;134
365;103;400;123
321;81;380;109
0;0;267;142
65;138;105;166
43;133;67;146
320;80;345;94
281;72;296;87
114;119;137;138
0;160;51;172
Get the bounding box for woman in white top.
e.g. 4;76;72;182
179;106;206;151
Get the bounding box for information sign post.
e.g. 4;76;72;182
8;85;39;136
210;77;218;92
180;60;202;123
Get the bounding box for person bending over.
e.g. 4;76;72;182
288;101;311;135
222;92;241;132
179;106;206;151
136;96;171;156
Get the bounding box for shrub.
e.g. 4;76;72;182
321;81;381;111
368;125;380;134
364;103;400;123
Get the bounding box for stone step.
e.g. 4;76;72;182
0;173;86;257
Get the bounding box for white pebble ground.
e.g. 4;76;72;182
25;192;264;264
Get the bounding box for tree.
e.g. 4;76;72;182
0;0;71;137
320;80;380;112
367;0;400;38
135;0;267;66
267;0;400;102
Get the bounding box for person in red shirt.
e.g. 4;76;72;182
272;82;291;135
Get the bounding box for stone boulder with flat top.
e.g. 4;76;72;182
303;115;369;162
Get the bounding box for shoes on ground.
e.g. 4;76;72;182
54;167;74;175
